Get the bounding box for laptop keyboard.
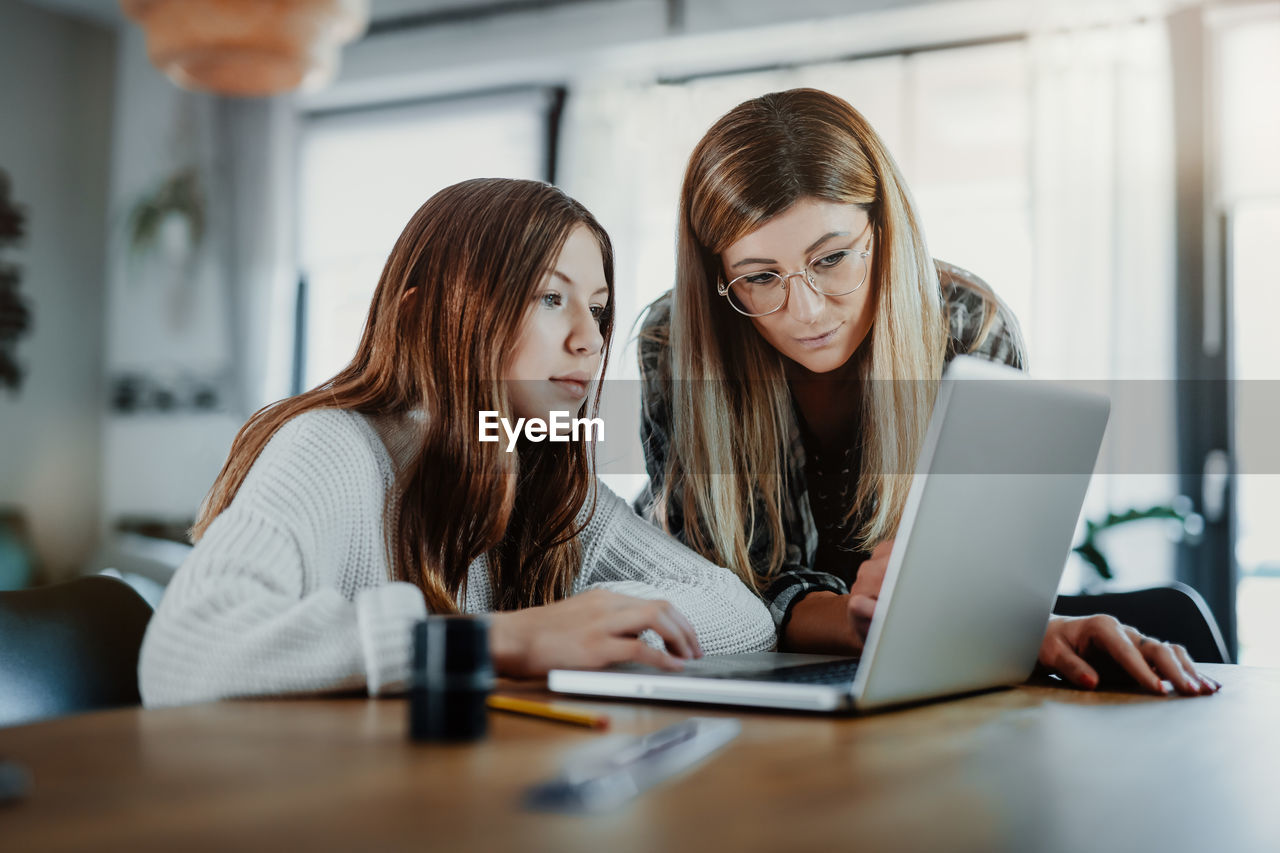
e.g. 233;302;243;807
719;658;861;685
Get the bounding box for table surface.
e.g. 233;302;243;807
1;664;1277;853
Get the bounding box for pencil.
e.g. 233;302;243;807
486;695;610;730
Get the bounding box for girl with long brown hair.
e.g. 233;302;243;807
639;88;1218;696
139;178;772;707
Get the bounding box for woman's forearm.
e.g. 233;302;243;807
780;591;862;655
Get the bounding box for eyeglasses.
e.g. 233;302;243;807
717;246;871;317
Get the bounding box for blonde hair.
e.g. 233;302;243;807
651;88;945;592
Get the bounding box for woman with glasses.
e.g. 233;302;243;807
638;88;1218;696
139;178;773;708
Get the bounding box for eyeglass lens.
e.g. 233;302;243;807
725;250;866;316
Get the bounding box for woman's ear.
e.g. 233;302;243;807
400;286;419;308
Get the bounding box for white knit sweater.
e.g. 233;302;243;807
138;409;775;707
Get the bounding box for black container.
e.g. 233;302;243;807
408;615;494;742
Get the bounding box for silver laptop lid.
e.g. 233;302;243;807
850;356;1110;709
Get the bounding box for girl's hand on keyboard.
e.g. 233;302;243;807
489;589;702;678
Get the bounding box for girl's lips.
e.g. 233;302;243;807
550;378;588;398
794;323;844;349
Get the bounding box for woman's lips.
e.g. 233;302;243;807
794;323;844;349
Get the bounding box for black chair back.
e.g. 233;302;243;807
1053;582;1230;664
0;576;153;728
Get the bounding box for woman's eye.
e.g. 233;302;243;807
540;292;563;309
814;250;850;268
743;273;778;286
590;305;609;321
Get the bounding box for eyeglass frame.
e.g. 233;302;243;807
715;245;873;318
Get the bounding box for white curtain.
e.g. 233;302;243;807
1029;21;1178;591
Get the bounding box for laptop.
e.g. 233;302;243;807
549;356;1111;713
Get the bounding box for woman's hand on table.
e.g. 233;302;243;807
1037;614;1222;695
786;539;1223;699
489;589;702;678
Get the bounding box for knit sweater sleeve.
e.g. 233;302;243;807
137;411;427;708
575;480;777;655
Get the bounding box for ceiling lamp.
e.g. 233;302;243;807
119;0;370;97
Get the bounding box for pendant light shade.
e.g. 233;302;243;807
120;0;370;97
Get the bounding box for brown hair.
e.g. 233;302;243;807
651;88;946;591
194;178;615;612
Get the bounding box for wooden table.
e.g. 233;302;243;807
1;664;1277;852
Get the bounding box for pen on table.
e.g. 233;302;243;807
486;695;610;730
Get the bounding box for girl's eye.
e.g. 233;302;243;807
590;305;609;322
743;273;779;286
814;250;851;269
540;292;563;309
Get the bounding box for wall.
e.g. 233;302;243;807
304;0;990;112
0;1;115;579
99;25;262;529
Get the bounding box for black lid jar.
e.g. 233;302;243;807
409;615;495;742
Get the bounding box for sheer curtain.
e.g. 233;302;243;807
1029;21;1178;591
1218;8;1280;664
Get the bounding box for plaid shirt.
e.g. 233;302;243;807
635;261;1028;632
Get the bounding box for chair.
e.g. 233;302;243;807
0;575;154;728
1053;582;1230;664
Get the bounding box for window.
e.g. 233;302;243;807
298;90;554;389
1219;12;1280;665
1232;200;1280;665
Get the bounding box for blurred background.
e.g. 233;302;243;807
0;0;1276;662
